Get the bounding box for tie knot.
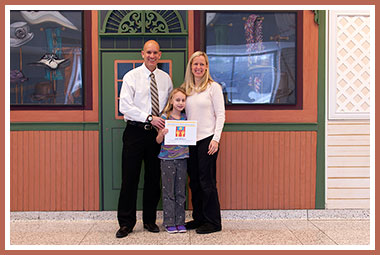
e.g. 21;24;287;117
150;73;155;78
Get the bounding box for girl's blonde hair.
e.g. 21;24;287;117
181;51;214;95
161;87;187;119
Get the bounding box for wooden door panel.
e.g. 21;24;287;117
101;51;185;210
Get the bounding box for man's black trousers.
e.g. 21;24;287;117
117;124;161;228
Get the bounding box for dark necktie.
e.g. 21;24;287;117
150;73;160;116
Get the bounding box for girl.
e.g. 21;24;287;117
156;88;189;234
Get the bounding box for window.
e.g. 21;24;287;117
205;11;298;105
10;11;85;107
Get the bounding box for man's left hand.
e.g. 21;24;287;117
151;116;165;129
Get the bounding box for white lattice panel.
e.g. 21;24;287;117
329;11;371;119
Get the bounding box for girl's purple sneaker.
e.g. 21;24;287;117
165;226;178;234
176;225;187;233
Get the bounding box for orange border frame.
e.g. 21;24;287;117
2;3;378;255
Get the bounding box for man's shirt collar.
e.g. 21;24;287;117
142;63;157;77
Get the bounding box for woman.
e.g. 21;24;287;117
181;51;225;234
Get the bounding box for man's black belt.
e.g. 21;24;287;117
127;120;153;130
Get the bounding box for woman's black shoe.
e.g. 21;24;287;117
185;220;203;230
195;223;222;234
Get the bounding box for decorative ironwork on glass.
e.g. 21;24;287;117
145;11;168;33
103;10;185;34
120;11;142;33
105;10;130;33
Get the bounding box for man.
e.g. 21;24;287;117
116;40;173;238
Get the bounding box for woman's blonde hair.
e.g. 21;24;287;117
161;87;187;119
181;51;214;95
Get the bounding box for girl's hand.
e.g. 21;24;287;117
156;128;169;144
208;140;219;155
161;128;169;136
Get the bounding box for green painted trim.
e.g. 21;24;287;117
97;13;105;210
98;16;104;211
315;10;326;209
313;10;320;25
223;123;318;132
10;122;100;131
98;126;104;211
98;10;103;33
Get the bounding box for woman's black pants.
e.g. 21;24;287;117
188;135;222;228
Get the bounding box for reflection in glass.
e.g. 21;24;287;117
206;11;297;105
10;11;83;106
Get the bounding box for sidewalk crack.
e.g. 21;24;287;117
281;220;304;245
308;220;338;245
78;222;96;245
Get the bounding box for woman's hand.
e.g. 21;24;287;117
208;140;219;155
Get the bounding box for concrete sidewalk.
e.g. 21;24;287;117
10;210;371;246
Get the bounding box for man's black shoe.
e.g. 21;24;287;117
143;223;160;233
116;226;133;238
195;223;222;234
185;220;203;230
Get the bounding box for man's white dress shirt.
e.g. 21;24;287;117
119;63;173;122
